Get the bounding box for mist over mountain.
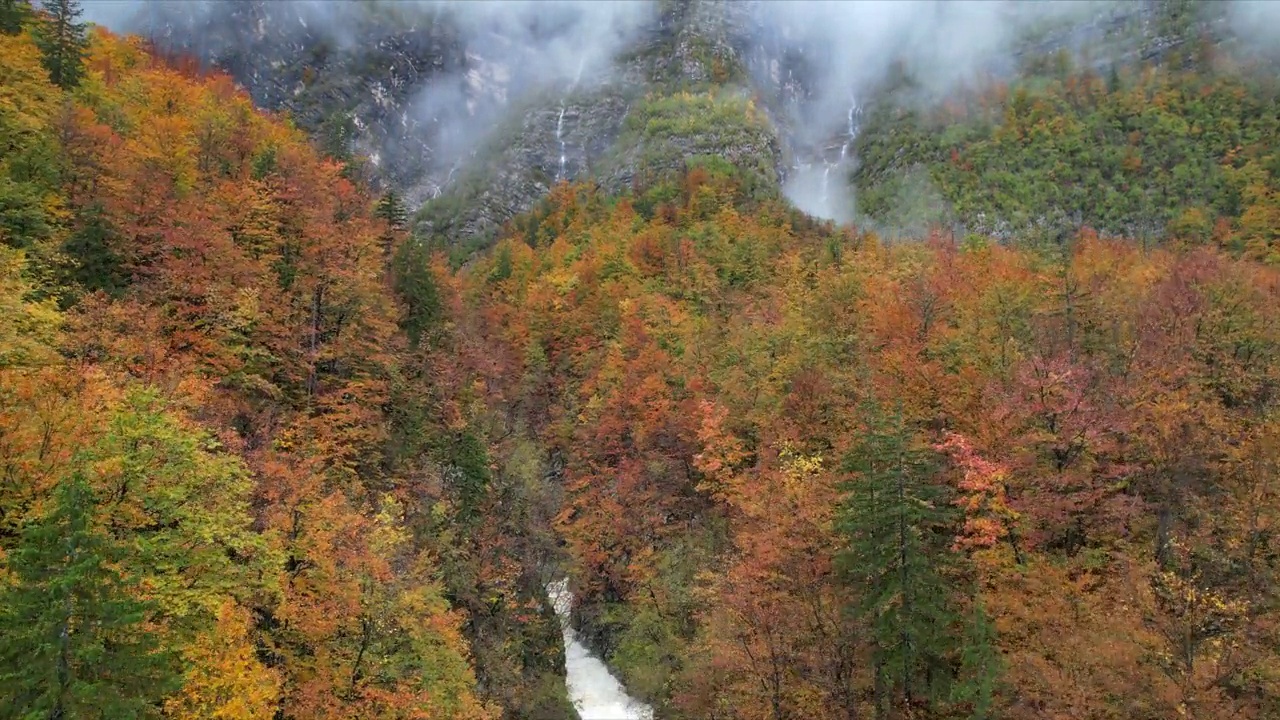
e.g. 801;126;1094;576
78;0;1276;234
6;2;1280;718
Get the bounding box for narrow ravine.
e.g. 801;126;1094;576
547;579;654;720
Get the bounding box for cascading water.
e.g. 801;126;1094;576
547;579;653;720
555;58;587;183
786;94;862;222
432;160;463;199
816;98;859;214
840;96;861;161
556;106;567;181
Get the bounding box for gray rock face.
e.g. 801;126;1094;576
415;87;639;244
138;1;468;202
396;0;788;246
118;0;1235;246
130;0;789;246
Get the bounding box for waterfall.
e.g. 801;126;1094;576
431;160;462;199
840;96;860;162
556;106;567;181
785;93;863;222
822;96;860;211
555;58;587;183
547;579;653;720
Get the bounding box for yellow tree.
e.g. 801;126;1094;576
166;601;282;720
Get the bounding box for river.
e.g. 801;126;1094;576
547;579;654;720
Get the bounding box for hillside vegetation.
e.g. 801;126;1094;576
4;2;1280;720
0;15;573;720
855;53;1280;256
450;162;1280;720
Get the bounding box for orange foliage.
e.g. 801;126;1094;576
456;168;1280;718
0;27;492;719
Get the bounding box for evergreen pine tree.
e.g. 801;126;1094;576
0;473;177;719
60;203;127;300
0;0;31;35
444;428;492;522
837;403;958;718
375;190;409;231
951;597;1002;720
375;190;409;256
392;237;443;349
35;0;87;90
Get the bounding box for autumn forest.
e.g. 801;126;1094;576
2;1;1280;720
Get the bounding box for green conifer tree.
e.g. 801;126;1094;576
35;0;87;89
837;403;957;718
0;473;177;719
952;597;1002;720
392;237;443;349
375;189;409;231
375;190;409;256
0;0;32;35
60;203;127;299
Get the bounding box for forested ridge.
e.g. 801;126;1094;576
456;167;1280;719
0;7;565;719
854;46;1280;255
3;2;1280;720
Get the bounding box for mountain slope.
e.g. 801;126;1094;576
852;43;1280;252
0;21;521;720
7;2;1280;720
95;0;791;250
113;0;1280;254
444;162;1280;720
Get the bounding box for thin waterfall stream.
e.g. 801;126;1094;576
785;94;863;222
547;579;653;720
555;58;587;183
556;106;567;180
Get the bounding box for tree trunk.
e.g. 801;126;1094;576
873;655;886;720
897;447;912;709
308;285;323;397
54;576;73;719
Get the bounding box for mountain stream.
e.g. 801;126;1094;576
547;579;654;720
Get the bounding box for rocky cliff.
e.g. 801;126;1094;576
103;0;1258;249
116;1;780;248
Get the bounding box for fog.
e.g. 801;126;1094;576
1228;0;1280;61
746;0;1122;223
80;1;650;88
79;0;1280;221
81;0;654;190
758;0;1280;223
410;0;653;170
750;1;1119;142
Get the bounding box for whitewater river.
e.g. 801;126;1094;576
547;579;654;720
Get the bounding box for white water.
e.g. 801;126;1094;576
547;579;653;720
784;95;862;222
840;96;861;161
556;106;568;181
554;58;588;183
820;96;860;211
432;160;463;199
